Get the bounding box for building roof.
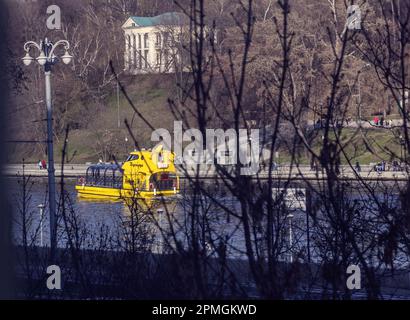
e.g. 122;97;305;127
128;12;185;28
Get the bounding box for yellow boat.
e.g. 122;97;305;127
75;145;179;200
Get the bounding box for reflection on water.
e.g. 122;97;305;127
10;177;125;248
13;176;403;264
8;176;410;300
9;177;251;258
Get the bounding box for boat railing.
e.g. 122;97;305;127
86;175;122;188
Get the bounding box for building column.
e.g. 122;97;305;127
132;33;137;70
124;34;131;70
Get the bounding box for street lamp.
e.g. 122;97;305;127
124;136;129;157
400;135;405;163
22;38;72;254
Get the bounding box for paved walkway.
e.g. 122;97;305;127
1;164;87;178
307;119;404;129
1;163;408;181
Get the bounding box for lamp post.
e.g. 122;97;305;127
22;38;73;254
287;213;294;263
157;208;164;254
117;81;121;128
400;135;405;163
37;204;45;247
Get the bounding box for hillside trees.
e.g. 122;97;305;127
4;0;403;162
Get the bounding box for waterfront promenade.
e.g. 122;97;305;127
1;163;408;181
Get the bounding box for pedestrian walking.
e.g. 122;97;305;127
41;159;47;169
355;161;361;173
393;160;399;171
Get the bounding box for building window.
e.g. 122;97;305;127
164;50;169;69
144;50;149;69
144;33;149;48
138;50;142;69
138;34;141;49
163;32;170;46
155;32;161;47
156;50;161;67
137;50;142;69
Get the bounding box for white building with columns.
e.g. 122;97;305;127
122;12;186;74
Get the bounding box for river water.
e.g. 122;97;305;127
9;176;254;258
8;176;407;265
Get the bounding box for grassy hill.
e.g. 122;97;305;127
8;74;405;166
9;75;180;164
58;75;180;163
276;128;404;165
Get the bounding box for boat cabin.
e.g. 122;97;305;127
77;146;179;199
84;164;123;188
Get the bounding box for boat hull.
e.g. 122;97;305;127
75;185;179;200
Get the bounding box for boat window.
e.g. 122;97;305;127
126;154;139;161
84;164;123;188
149;172;177;191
